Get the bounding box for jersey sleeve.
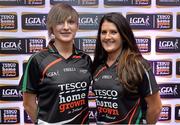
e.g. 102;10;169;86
138;67;159;97
19;55;41;94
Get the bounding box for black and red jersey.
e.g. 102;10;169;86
19;40;92;124
92;60;159;124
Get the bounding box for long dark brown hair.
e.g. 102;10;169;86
92;12;150;92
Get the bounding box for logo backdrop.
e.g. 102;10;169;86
0;0;179;124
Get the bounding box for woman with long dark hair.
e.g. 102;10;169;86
92;12;162;124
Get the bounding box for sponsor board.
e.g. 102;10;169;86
104;0;151;6
126;13;173;30
24;110;32;123
88;99;96;108
176;59;180;78
0;61;19;79
88;90;96;100
156;37;180;53
159;83;180;98
149;60;172;77
175;104;180;122
135;37;151;53
50;0;98;6
0;13;17;31
22;13;47;31
78;13;104;30
0;85;22;102
89;107;97;123
158;105;171;122
0;37;46;55
75;37;96;53
126;13;153;29
88;84;96;101
0;108;20;124
0;0;45;6
177;14;180;31
156;0;180;6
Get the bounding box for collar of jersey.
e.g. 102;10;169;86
104;50;123;68
47;39;79;55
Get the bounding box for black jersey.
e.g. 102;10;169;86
19;40;92;124
92;61;159;124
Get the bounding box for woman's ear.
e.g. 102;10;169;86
50;34;55;39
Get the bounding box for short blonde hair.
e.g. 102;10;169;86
46;3;79;37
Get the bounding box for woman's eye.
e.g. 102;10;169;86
68;20;75;24
101;31;106;35
111;31;117;34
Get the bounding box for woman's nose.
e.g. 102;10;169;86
105;33;111;39
63;22;69;30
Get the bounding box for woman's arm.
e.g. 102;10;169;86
145;92;162;124
23;92;38;123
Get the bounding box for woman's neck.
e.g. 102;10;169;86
54;41;73;59
107;50;121;67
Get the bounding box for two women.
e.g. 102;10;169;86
20;4;161;124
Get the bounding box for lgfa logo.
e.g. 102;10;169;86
1;41;22;50
158;40;179;49
0;86;22;101
2;88;22;97
46;70;60;77
160;85;178;96
79;15;98;25
25;16;46;26
129;16;150;26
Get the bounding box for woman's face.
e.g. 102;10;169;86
100;20;122;55
52;16;78;43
